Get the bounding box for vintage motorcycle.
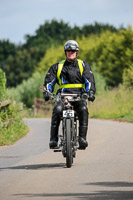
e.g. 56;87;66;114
40;86;88;168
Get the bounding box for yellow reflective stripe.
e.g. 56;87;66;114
57;60;65;85
77;59;83;76
59;84;83;89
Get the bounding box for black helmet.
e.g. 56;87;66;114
64;40;79;51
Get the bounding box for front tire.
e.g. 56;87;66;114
66;118;72;168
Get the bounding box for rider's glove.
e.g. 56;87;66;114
88;90;95;102
43;91;49;101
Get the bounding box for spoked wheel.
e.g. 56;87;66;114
66;118;73;168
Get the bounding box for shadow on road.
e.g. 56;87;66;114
85;181;133;187
0;163;66;170
14;190;133;200
13;182;133;199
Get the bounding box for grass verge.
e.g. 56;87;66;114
0;119;28;146
89;86;133;122
0;102;29;146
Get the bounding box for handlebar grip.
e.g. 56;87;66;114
82;93;88;100
40;86;46;92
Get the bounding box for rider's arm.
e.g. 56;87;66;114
44;63;58;93
82;61;96;94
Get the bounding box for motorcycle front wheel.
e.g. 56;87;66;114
66;118;73;168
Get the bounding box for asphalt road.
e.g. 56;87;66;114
0;118;133;200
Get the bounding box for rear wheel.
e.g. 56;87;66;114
66;118;72;168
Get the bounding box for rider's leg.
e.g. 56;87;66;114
74;101;89;148
49;100;63;148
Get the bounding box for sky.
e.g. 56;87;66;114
0;0;133;44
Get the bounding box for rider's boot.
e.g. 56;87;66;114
49;125;58;149
79;126;88;149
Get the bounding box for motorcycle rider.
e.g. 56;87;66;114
43;40;95;149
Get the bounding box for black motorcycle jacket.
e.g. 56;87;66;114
44;59;96;94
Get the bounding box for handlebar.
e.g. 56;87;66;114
40;86;89;102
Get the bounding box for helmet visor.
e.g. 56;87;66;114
65;44;79;51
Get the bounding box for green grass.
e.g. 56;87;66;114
89;86;133;122
0;120;28;146
0;102;29;146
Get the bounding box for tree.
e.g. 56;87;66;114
0;20;118;87
0;40;16;66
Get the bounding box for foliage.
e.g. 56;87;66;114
0;71;28;146
85;29;133;87
82;21;117;36
0;103;28;145
37;45;64;72
0;68;6;100
91;63;106;94
89;86;133;122
9;72;44;107
1;46;40;87
123;64;133;89
0;20;118;87
0;40;16;62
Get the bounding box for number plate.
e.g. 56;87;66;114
63;110;74;118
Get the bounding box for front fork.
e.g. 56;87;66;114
61;116;78;157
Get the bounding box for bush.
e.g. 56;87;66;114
0;68;6;101
83;29;133;87
10;72;45;107
91;63;106;94
0;69;28;146
0;103;28;145
123;64;133;89
37;45;64;73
